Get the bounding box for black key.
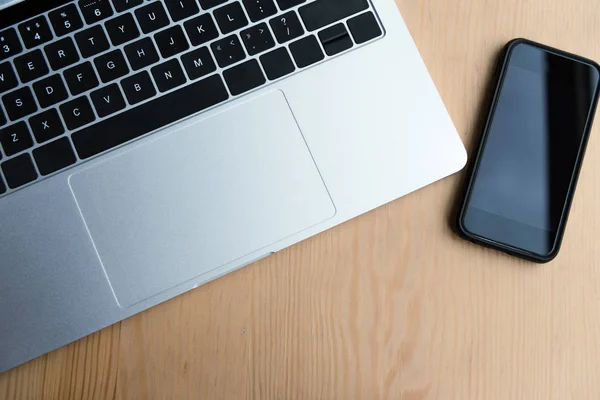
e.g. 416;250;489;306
79;0;114;24
347;12;382;44
299;0;368;31
44;37;80;71
181;47;216;80
223;59;265;96
0;122;33;156
0;28;22;61
2;87;38;121
260;47;295;80
151;59;187;92
135;2;170;34
49;4;84;37
211;35;245;68
289;35;324;68
165;0;200;22
242;0;276;22
18;16;54;49
75;26;111;58
0;176;5;194
14;50;49;83
318;23;352;56
198;0;227;10
105;13;141;46
90;83;127;117
33;137;76;176
241;23;275;56
154;26;190;59
33;74;69;108
183;14;219;46
64;62;99;95
29;109;65;143
213;2;248;35
121;71;156;105
60;96;96;130
72;75;229;159
0;108;6;126
94;50;129;83
275;0;305;10
111;0;144;12
124;37;160;71
269;11;304;44
1;153;37;189
0;62;18;94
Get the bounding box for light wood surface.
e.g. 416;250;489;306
3;0;600;398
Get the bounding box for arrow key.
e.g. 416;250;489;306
210;35;246;68
240;23;275;56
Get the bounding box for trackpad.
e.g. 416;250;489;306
69;91;335;308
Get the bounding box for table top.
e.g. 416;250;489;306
3;0;600;398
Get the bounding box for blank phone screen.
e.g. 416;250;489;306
462;42;599;256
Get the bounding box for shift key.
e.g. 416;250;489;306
299;0;368;31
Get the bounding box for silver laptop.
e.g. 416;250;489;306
0;0;466;373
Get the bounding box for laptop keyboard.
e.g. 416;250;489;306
0;0;383;196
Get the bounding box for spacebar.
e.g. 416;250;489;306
72;75;229;160
299;0;368;31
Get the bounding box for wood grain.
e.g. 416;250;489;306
3;0;600;398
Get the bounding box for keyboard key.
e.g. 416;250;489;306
105;13;140;46
223;59;265;96
124;37;159;71
33;74;69;108
0;62;18;94
269;11;304;44
79;0;114;24
14;50;49;83
49;4;84;37
181;47;216;80
64;62;99;95
289;35;324;68
165;0;200;22
318;23;352;56
94;50;129;83
121;71;156;105
75;26;111;58
275;0;305;10
0;122;33;156
241;23;275;56
0;176;5;194
135;2;170;34
260;47;295;80
29;108;65;143
60;96;96;130
72;75;228;159
211;35;245;68
44;37;80;71
154;26;190;59
198;0;227;10
347;12;382;44
111;0;143;12
213;2;248;35
0;108;6;126
2;87;38;121
242;0;276;22
151;59;187;92
90;83;126;117
18;16;54;49
1;153;37;189
184;14;219;46
299;0;368;31
33;137;76;176
0;28;22;61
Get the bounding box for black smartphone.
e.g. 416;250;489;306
458;39;600;263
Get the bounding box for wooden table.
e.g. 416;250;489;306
3;0;600;398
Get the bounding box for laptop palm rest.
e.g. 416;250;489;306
68;91;336;308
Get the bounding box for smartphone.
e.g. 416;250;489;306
458;39;600;263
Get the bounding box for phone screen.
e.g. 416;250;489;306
461;42;599;257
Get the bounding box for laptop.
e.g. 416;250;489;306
0;0;466;373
